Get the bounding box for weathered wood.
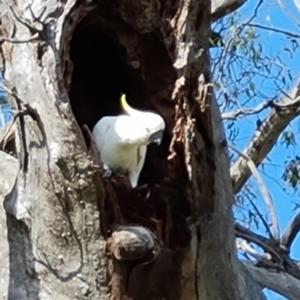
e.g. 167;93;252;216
0;150;19;299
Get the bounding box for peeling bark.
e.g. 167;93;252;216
0;0;263;299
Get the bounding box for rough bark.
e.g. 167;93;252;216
0;0;263;300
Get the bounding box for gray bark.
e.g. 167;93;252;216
0;0;263;299
211;0;247;21
243;261;300;300
231;80;300;194
0;150;19;299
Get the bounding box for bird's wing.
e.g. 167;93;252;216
127;145;147;188
92;117;116;154
136;145;147;173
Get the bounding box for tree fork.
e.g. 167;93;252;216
0;0;265;300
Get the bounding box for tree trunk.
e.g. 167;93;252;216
0;0;265;299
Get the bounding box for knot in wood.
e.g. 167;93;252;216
109;226;159;262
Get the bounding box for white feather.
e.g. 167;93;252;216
92;97;165;188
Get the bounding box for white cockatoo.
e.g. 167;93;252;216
92;94;165;188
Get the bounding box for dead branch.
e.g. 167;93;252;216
281;212;300;250
231;80;300;194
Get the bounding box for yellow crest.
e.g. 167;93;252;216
120;93;136;115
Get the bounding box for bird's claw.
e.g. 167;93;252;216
138;184;151;199
102;168;112;178
145;187;151;199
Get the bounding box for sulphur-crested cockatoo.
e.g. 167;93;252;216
92;94;165;188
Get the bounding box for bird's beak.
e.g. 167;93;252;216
149;130;163;145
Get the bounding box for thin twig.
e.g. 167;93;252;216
2;85;46;174
222;100;273;120
248;198;274;238
0;112;21;149
0;34;39;44
222;95;300;120
246;24;300;39
229;143;280;240
2;86;29;172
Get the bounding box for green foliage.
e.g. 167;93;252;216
281;131;297;148
282;156;300;189
211;9;300;233
212;11;297;122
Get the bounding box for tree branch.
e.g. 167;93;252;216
231;80;300;194
211;0;247;21
235;223;281;261
222;100;273;120
246;23;300;38
229;143;279;239
243;261;300;300
281;212;300;250
236;222;300;282
237;240;265;260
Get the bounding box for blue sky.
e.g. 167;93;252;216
210;0;300;299
0;71;12;126
1;1;300;299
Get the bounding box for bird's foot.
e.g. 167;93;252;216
139;183;148;190
138;184;151;199
103;169;112;178
102;165;112;178
145;188;151;200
